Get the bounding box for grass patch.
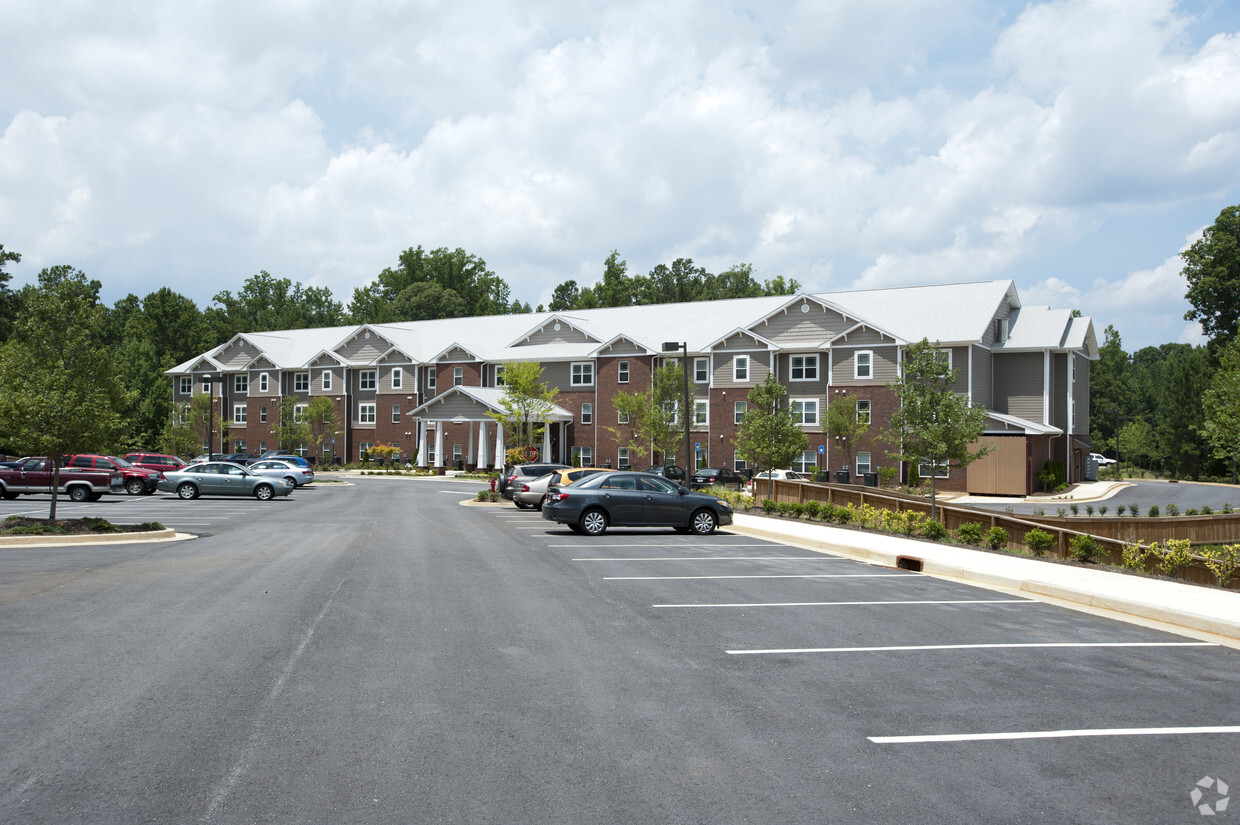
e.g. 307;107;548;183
0;516;166;536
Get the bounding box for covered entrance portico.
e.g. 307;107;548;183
407;386;575;471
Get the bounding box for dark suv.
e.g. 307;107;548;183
689;467;747;491
499;463;570;500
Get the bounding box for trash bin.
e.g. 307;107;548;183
834;470;850;484
862;472;878;487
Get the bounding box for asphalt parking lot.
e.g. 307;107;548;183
1;477;1236;824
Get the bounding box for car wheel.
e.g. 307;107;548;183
176;483;199;500
514;499;531;510
690;509;717;535
581;508;608;536
536;495;546;511
125;478;146;496
1;490;18;500
284;476;298;487
89;492;103;501
254;484;275;501
68;485;90;502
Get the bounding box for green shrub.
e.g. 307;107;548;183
1156;538;1194;578
892;510;927;536
1201;505;1214;515
1128;504;1140;517
1147;505;1160;518
954;522;985;545
1068;534;1102;563
1069;503;1079;516
1085;505;1094;516
762;499;777;514
1057;508;1067;518
831;505;854;525
1121;541;1152;571
984;526;1009;551
1186;508;1199;516
1025;528;1054;557
921;520;949;541
1224;502;1234;514
1166;503;1180;517
1099;505;1108;516
802;501;823;520
1202;544;1240;587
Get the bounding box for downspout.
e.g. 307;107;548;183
1066;352;1074;485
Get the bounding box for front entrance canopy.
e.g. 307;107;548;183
407;386;575;470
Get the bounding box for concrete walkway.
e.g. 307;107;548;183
729;512;1240;649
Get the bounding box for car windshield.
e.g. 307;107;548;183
108;456;135;468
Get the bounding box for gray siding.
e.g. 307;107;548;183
970;345;992;407
518;323;596;346
713;351;770;388
216;340;261;369
1051;353;1067;431
336;334;387;363
1073;353;1090;435
994;351;1045;422
439;346;476;362
833;345;898;387
420;393;490;420
598;338;644;356
833;327;894;348
541;362;574;392
751;299;849;346
714;331;766;352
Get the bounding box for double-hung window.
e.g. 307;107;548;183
618;447;630;469
854;351;873;380
259;405;267;423
617;409;630;424
694;358;709;383
294;372;310;392
391;368;402;390
293;404;307;423
179;376;192;395
693;400;708;426
453;367;463;386
581;403;592;425
495;367;505;387
791;398;819;426
856;452;872;475
427;369;436;390
360;370;376;391
258;373;269;392
392;403;401;423
734;401;746;424
234;375;248;394
359;403;376;424
571;446;593;466
322;370;332;391
571;362;594;386
617;361;629;383
790;354;818;381
233;404;247;424
733;355;749;382
856;399;871;424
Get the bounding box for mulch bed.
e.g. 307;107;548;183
0;517;164;536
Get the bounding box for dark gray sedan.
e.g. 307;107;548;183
157;462;293;500
541;471;733;536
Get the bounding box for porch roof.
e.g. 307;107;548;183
409;385;575;423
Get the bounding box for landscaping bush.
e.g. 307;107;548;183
1156;538;1193;578
1025;528;1054;557
1147;505;1160;518
954;522;985;545
1128;504;1140;517
1069;503;1079;516
921;520;949;541
1202;544;1240;587
984;526;1009;551
1085;505;1094;516
831;505;854;525
1068;534;1101;563
802;501;823;521
1201;505;1213;515
1121;541;1152;571
762;499;777;514
1166;503;1180;517
1099;505;1108;516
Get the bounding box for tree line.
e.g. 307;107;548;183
0;244;798;456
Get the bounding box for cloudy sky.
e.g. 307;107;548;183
3;0;1239;350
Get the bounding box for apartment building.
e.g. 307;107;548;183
168;280;1097;494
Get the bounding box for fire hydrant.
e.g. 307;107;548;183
489;475;496;492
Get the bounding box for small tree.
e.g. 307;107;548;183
825;395;870;479
0;267;131;519
488;361;558;462
160;401;203;458
305;396;342;461
270;396;309;452
735;374;808;499
608;363;684;466
883;339;990;520
368;443;400;468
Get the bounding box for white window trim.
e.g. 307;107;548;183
571;362;595;387
322;370;333;391
694;358;709;384
258;373;269;392
791;398;819;426
919;460;950;478
179;376;192;394
693;400;709;426
618;361;630;383
453;366;463;386
234;375;248;394
427;368;437;389
391;367;402;390
733;355;749;382
359;402;376;424
734;401;746;424
293;404;307;423
617;409;630;424
790;354;819;381
360;370;376;391
392;403;401;423
233;404;247;423
856;399;871;425
856;451;872;475
854;351;873;380
294;372;310;393
581;402;592;425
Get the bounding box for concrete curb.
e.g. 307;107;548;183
728;513;1240;646
0;528;187;548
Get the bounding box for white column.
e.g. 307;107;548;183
467;423;476;468
417;421;428;468
434;425;444;469
494;424;505;469
477;421;488;469
542;420;551;463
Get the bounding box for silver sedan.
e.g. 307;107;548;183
157;462;293;500
513;472;557;510
249;458;315;487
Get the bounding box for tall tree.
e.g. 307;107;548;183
0;267;131;519
207;270;344;339
487;361;559;462
1153;343;1212;479
349;246;515;323
0;243;21;342
1182;204;1240;349
735;373;808;499
882;339;990;519
1201;340;1240;483
609;363;686;466
1088;325;1133;456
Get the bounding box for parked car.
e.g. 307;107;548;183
223;452;256;466
688;467;747;491
499;463;570;500
748;469;810;493
249;457;315;487
158;462;293;500
190;453;229;463
64;454;162;495
256;452;313;470
123;452;188;475
1089;452;1117;467
643;465;686;481
513;467;611;509
0;457;122;501
542;471;733;535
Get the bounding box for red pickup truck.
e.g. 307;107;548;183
0;457;123;502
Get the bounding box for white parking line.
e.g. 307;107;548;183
604;573;912;581
654;598;1034;608
572;555;848;563
726;641;1217;655
869;726;1240;744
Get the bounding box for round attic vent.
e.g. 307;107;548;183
554;323;561;331
801;304;809;313
365;331;371;339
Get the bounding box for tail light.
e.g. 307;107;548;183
521;484;530;493
551;491;569;502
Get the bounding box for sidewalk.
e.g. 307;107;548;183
728;512;1240;648
946;479;1133;505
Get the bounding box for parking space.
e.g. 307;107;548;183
493;502;1238;809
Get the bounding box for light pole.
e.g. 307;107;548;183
661;341;691;473
205;374;217;459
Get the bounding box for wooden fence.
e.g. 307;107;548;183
753;480;1238;589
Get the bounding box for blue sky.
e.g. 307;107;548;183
2;0;1239;351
